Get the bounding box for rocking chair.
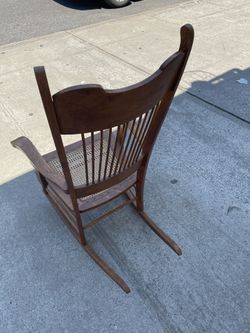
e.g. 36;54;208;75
11;24;194;293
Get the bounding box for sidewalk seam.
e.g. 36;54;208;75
66;30;151;76
0;99;27;136
184;91;250;125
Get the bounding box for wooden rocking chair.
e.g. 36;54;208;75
11;24;194;293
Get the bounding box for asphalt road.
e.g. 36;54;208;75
0;0;188;45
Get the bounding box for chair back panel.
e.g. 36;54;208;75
53;52;185;134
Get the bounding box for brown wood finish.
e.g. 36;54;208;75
11;24;194;293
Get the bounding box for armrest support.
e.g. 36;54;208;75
11;136;68;192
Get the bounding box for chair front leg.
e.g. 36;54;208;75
35;171;48;193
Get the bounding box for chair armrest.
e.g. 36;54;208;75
11;136;68;192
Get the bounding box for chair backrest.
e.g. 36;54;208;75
34;24;194;198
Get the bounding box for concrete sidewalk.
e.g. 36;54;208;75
0;1;250;332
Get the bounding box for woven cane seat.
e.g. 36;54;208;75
44;134;136;212
48;137;118;187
